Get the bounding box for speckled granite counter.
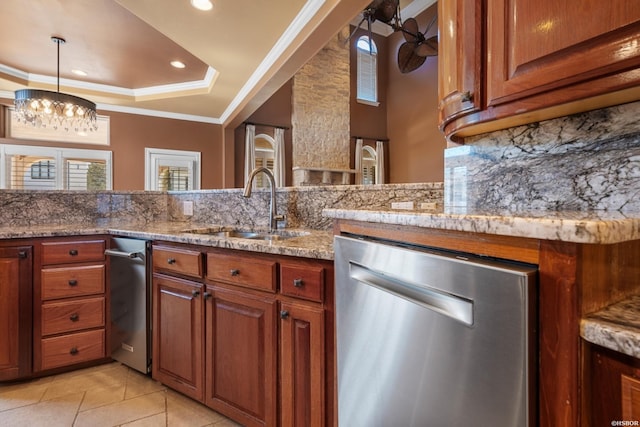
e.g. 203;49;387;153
0;221;334;260
581;296;640;359
323;207;640;244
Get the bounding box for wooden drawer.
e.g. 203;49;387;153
153;245;203;278
41;265;105;300
41;240;105;265
280;264;325;303
207;252;277;292
40;329;105;370
41;297;105;336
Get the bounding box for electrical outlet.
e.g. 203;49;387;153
182;201;193;216
420;202;438;210
391;201;415;210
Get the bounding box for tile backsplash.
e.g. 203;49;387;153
445;100;640;211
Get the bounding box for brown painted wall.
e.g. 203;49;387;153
108;111;223;190
0;101;224;190
386;4;446;183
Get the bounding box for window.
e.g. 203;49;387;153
0;144;112;190
361;145;377;185
254;134;275;188
356;35;379;105
145;148;201;191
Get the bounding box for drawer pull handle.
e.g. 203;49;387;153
167;258;176;264
230;269;240;276
280;310;289;319
70;313;79;322
69;249;78;256
293;279;304;288
192;290;200;298
68;279;78;286
70;347;79;355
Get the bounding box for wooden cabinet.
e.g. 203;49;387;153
279;301;325;427
439;0;640;141
151;243;334;427
0;245;32;381
152;273;204;401
204;284;277;427
587;343;640;425
35;237;107;372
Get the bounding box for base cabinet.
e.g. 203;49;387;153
152;273;204;401
0;245;33;381
280;301;325;427
205;285;277;427
151;243;334;427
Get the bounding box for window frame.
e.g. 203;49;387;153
356;35;380;106
144;147;201;191
0;143;112;190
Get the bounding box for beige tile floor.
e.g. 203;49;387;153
0;362;242;427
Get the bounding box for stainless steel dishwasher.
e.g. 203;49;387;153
334;235;537;427
106;237;151;374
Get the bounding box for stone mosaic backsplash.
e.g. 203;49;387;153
445;100;640;211
0;183;444;230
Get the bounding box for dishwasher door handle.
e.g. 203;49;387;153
349;261;474;326
105;249;143;259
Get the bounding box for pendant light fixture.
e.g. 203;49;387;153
14;36;98;132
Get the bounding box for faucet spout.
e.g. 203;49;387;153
243;167;284;232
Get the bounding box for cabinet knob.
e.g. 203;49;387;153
192;290;200;298
69;347;79;355
280;310;289;319
69;249;78;256
203;291;212;300
167;258;176;264
68;279;78;286
70;313;79;322
230;269;240;276
18;250;28;259
293;278;304;288
461;91;473;103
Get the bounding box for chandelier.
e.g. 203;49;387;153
14;36;97;132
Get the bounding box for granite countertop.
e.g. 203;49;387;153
581;296;640;359
0;220;334;260
323;207;640;244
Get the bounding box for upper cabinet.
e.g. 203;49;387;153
439;0;640;142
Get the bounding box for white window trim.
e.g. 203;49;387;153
0;143;112;190
144;147;201;191
356;35;379;105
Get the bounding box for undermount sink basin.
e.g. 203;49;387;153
182;227;310;241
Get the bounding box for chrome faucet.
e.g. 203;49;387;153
243;167;285;233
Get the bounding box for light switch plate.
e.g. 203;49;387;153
183;201;194;216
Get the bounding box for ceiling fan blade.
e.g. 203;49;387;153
398;42;427;73
415;35;438;57
401;17;420;42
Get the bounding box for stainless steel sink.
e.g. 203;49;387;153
182;227;309;241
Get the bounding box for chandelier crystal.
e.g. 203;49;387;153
13;37;98;132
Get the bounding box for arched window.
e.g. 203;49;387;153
356;35;378;105
254;134;275;188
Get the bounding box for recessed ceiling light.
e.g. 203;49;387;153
191;0;213;11
171;60;186;69
71;69;88;76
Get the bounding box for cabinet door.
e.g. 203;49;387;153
205;285;277;427
438;0;482;134
486;0;640;106
152;273;204;401
280;301;325;427
0;246;32;381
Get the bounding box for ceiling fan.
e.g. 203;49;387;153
348;0;438;73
